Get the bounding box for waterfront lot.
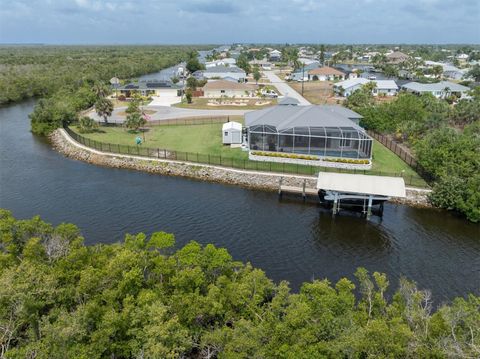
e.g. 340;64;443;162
71;122;426;185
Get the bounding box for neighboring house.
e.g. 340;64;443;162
222;122;243;145
116;80;182;97
205;58;237;68
386;51;410;64
202;65;247;82
202;80;256;98
245;105;371;163
269;49;282;62
298;58;319;66
401;81;470;99
249;58;273;70
456;53;469;63
308;66;345;81
290;63;320;81
334;78;398;97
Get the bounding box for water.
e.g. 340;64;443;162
0;101;479;303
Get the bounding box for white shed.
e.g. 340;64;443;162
222;121;242;145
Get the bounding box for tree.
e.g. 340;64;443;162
319;44;325;64
466;64;480;82
186;53;204;74
77;116;98;133
253;67;261;84
94;97;114;124
185;89;193;104
124;99;146;131
186;76;198;91
236;53;251;75
432;65;443;79
92;81;109;99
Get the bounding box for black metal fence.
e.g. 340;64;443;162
98;116;236;127
64;126;429;187
368;131;433;183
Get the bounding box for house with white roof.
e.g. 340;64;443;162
269;49;282;62
401;81;470;99
205;58;237;68
334;78;399;97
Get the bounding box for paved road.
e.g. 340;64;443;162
263;71;311;106
89;105;251;123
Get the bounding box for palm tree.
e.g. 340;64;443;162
93;82;109;99
443;86;451;99
94;97;114;124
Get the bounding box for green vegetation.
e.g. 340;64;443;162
0;46;205;135
1;210;479;358
71;123;422;179
347;86;480;222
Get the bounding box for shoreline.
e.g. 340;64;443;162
49;129;432;208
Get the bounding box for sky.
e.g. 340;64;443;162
0;0;479;44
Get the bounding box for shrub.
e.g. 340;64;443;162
251;151;319;161
77;116;98;133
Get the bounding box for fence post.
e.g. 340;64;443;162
164;149;166;158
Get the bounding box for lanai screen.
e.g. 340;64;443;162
248;125;372;159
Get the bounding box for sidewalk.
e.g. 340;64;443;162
263;71;311;106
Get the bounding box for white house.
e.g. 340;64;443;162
269;49;282;62
202;80;256;98
205;58;237;68
401;81;470;99
202;65;247;82
222;121;243;145
334;78;398;97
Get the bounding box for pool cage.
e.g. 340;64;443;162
248;125;373;159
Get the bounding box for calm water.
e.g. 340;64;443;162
0;101;479;303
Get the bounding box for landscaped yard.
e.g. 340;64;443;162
71;122;426;186
173;97;277;110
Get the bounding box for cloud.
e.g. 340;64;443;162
0;0;478;44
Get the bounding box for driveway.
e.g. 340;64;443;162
149;95;182;106
263;71;311;106
89;105;251;124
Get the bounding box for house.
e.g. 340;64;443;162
249;58;272;70
222;122;243;145
290;63;320;81
202;65;247;82
308;66;345;81
245;105;371;164
298;58;319;66
278;96;300;106
116;80;182;98
334;78;399;97
401;81;470;99
269;49;282;62
202;80;256;98
386;51;410;64
205;58;237;68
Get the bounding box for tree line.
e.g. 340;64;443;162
345;86;480;222
0;46;205;135
0;209;478;358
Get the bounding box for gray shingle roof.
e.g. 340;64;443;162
203;65;246;74
245;105;363;131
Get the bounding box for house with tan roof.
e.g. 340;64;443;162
202;80;257;98
386;51;410;64
308;66;346;81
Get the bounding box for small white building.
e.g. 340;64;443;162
222;121;243;144
401;81;470;99
334;78;398;97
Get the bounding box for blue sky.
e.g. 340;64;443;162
0;0;479;44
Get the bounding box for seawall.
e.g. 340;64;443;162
49;129;432;208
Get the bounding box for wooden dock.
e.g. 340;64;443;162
278;178;318;200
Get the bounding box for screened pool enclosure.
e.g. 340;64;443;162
245;105;373;160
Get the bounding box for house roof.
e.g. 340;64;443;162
245;105;364;131
203;80;255;91
335;78;398;90
308;66;345;76
402;81;469;93
386;51;409;60
203;65;246;74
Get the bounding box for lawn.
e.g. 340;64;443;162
70;123;426;186
288;81;341;105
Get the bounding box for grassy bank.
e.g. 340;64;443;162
70;123;426;186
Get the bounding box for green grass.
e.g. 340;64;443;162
71;123;427;186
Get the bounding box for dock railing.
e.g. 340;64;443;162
63;125;429;188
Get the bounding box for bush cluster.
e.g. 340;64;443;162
252;151;319;161
323;158;370;165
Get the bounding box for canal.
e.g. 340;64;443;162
0;101;478;303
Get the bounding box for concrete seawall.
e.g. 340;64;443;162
49;129;432;208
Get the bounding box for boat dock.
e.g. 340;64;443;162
278;178;318;200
